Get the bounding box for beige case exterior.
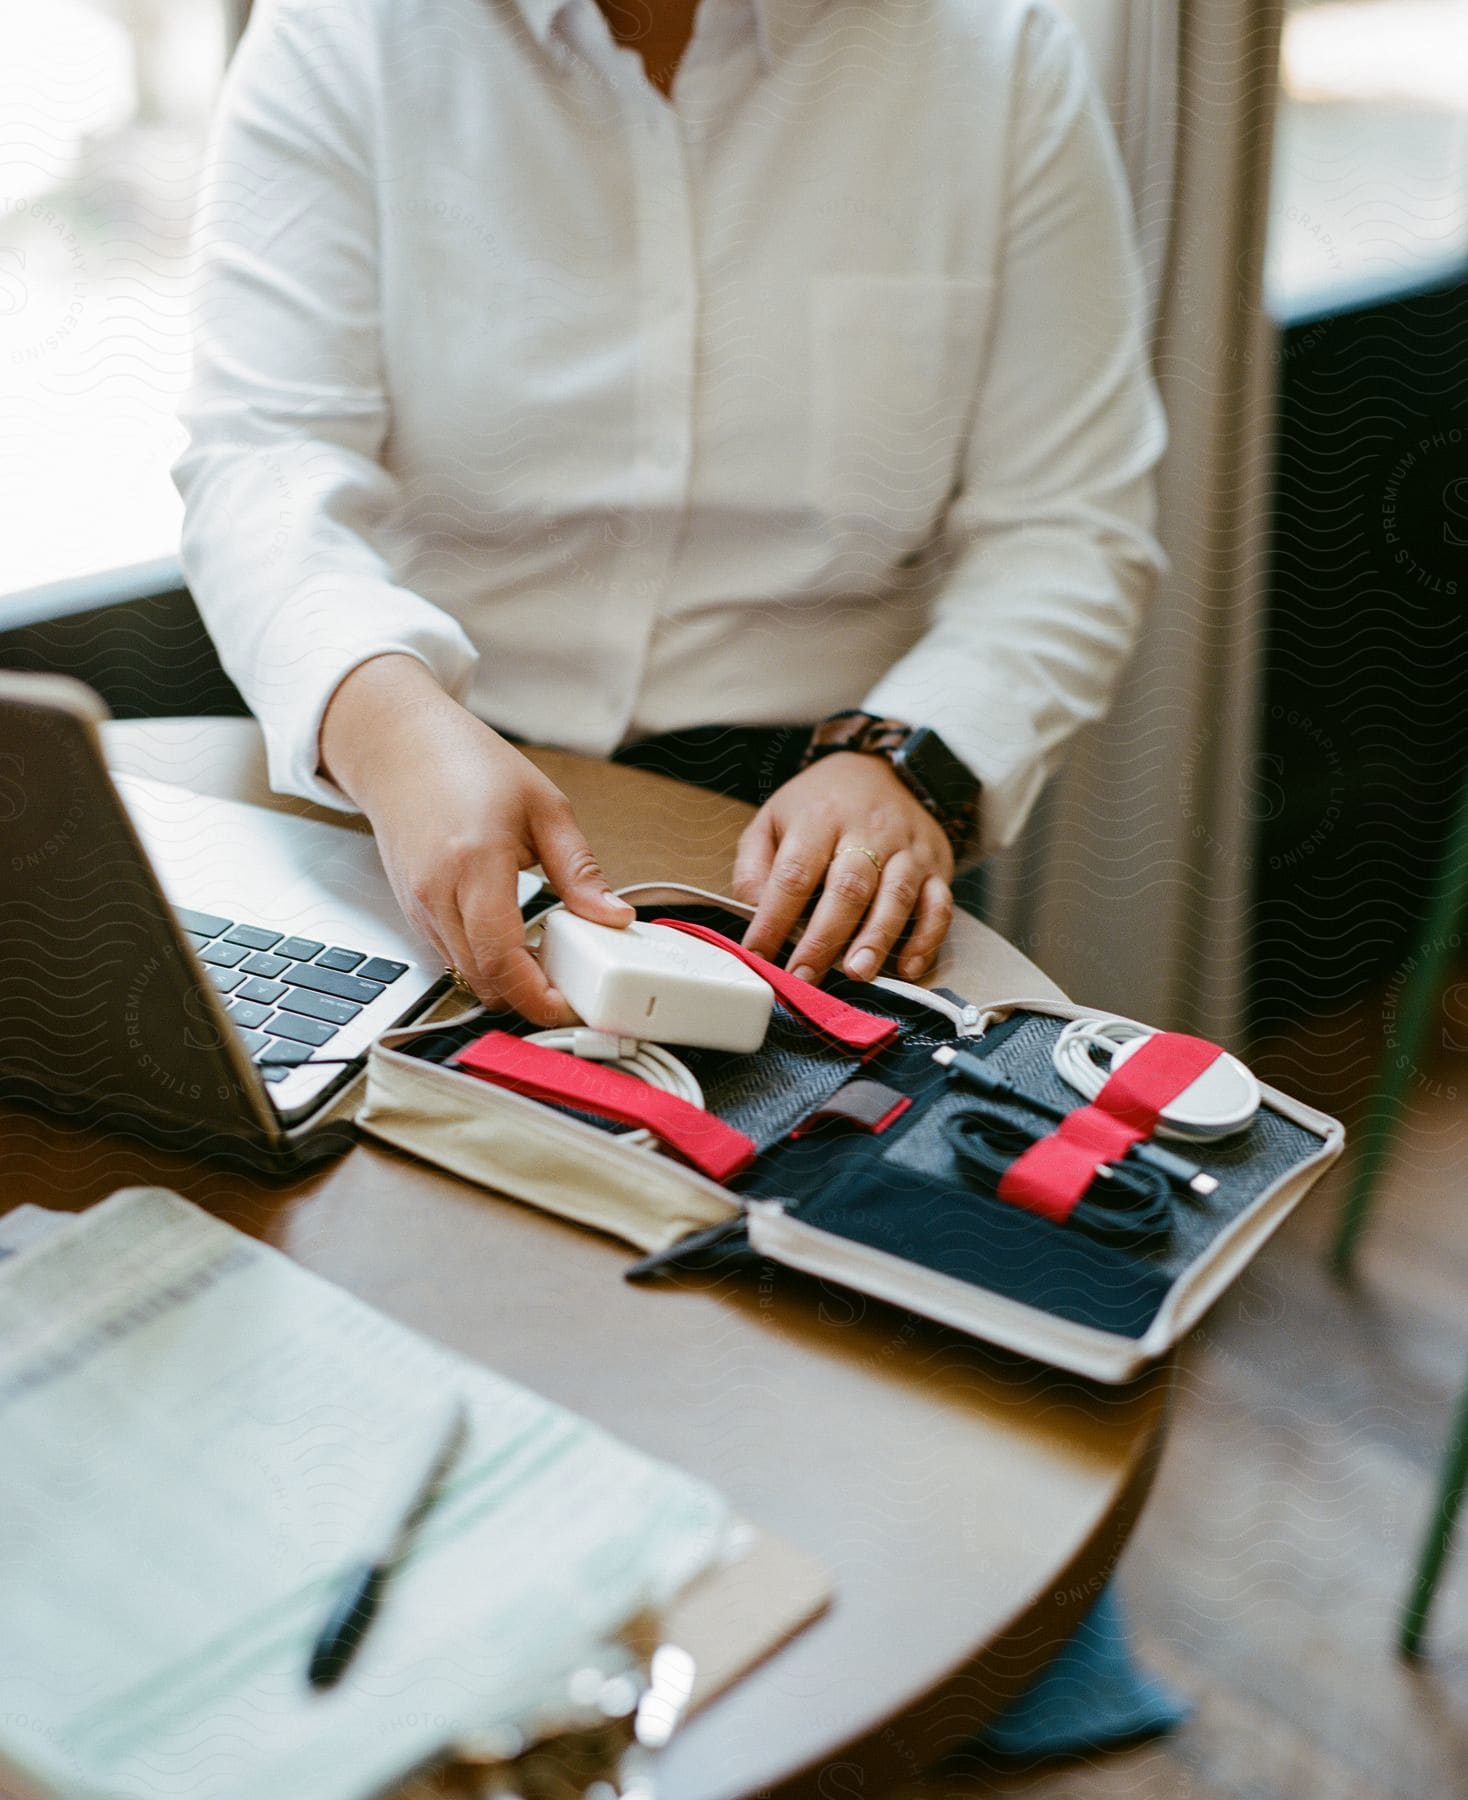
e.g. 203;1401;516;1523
357;886;1346;1382
358;886;752;1252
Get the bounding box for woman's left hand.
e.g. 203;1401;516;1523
734;752;956;984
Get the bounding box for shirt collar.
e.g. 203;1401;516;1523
515;0;785;71
516;0;573;51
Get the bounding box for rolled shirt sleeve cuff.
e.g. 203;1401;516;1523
248;587;480;811
859;667;1053;862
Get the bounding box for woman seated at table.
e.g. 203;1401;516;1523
174;0;1165;1023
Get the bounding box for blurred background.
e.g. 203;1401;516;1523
3;3;1468;1793
0;1;238;594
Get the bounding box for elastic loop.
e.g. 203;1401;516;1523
997;1031;1225;1222
650;919;898;1060
454;1031;755;1182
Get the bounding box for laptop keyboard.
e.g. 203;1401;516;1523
177;907;411;1085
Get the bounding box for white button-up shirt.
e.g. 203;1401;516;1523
175;0;1165;855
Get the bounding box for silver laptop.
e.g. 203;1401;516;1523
0;672;536;1167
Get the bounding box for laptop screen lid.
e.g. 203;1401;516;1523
0;673;279;1152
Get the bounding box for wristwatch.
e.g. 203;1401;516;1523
800;711;981;858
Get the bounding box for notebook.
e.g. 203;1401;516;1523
0;1189;745;1800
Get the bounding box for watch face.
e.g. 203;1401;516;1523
897;728;978;809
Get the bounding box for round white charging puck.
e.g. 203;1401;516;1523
1108;1032;1261;1138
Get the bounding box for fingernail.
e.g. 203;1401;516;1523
790;964;815;984
846;948;877;980
901;955;925;978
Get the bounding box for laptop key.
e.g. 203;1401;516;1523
259;1064;292;1084
205;966;245;994
184;930;214;951
175;907;231;938
237;976;288;1005
228;999;273;1030
287;964;383;1005
265;1012;336;1047
257;1038;315;1066
225;924;282;951
242;951;292;979
277;935;325;962
199;941;250;968
235;1027;269;1056
316;947;365;972
278;987;359;1026
357;957;409;985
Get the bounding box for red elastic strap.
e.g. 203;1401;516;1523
860;1094;911;1134
997;1032;1223;1223
453;1031;756;1183
650;919;899;1061
1094;1032;1222;1129
790;1090;911;1139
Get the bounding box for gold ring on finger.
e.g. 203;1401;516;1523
445;963;471;990
833;844;884;878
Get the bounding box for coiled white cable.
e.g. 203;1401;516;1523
524;1027;704;1151
1051;1016;1260;1143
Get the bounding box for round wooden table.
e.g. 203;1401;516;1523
0;720;1171;1800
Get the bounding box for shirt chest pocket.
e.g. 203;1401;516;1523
807;274;993;558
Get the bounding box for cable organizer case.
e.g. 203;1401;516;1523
357;885;1346;1384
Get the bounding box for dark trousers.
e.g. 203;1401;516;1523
611;723;813;809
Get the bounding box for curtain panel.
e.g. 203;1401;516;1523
988;0;1285;1043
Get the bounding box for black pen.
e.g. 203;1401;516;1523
307;1394;469;1690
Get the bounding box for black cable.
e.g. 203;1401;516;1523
944;1106;1174;1251
932;1045;1218;1197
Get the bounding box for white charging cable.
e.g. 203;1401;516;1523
524;1027;704;1150
1051;1017;1261;1143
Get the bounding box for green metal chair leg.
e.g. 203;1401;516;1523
1331;768;1468;1278
1400;1368;1468;1658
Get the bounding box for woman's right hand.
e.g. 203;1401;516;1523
320;655;634;1021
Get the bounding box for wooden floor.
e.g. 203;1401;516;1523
896;1011;1468;1800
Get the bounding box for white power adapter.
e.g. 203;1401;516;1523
538;912;774;1053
